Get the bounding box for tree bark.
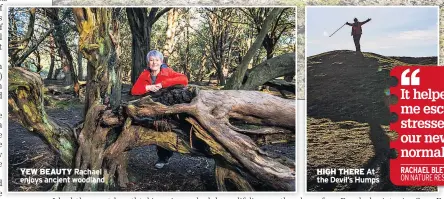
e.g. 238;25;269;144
162;8;179;64
196;52;207;82
73;8;121;113
184;15;191;79
124;90;295;190
47;33;56;79
9;67;78;167
225;8;283;90
33;50;42;72
77;50;83;81
241;53;295;90
72;8;123;190
126;8;171;84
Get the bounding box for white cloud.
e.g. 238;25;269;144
378;46;396;49
363;28;437;52
390;29;437;41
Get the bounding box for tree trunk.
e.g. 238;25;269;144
184;16;191;79
127;8;150;84
241;53;295;90
217;63;225;86
84;60;93;115
265;41;274;59
33;50;42;72
47;33;56;79
162;8;179;64
196;52;207;82
127;8;171;84
109;8;123;112
123;90;295;190
263;9;289;60
72;7;123;190
9;67;78;167
77;50;83;81
225;8;282;90
54;68;62;80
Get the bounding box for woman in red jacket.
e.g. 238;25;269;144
131;50;188;95
131;50;188;169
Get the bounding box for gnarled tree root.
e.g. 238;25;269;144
125;90;295;190
9;67;295;191
215;160;254;191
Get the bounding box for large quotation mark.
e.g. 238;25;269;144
401;69;420;86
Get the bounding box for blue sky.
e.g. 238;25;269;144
306;7;439;57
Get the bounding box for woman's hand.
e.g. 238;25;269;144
145;85;160;92
145;83;162;92
154;83;162;89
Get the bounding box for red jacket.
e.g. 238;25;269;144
131;67;188;95
346;18;371;36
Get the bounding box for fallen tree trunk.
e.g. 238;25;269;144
264;79;295;94
9;67;295;191
9;67;78;166
112;90;296;190
241;53;295;90
263;79;296;98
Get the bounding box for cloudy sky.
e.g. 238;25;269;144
306;7;439;57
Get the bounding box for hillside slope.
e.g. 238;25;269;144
306;50;437;191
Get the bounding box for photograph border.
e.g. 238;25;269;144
6;5;298;194
304;5;441;195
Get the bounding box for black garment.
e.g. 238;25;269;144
150;70;171;163
157;146;173;162
353;34;361;52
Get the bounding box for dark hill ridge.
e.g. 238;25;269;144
387;56;437;65
306;50;437;192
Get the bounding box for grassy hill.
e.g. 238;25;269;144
306;50;437;191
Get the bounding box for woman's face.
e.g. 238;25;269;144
148;56;162;71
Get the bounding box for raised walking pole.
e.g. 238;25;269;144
329;23;346;37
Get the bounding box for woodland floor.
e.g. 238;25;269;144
306;50;437;192
8;80;295;191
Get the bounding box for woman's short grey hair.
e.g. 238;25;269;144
146;50;164;64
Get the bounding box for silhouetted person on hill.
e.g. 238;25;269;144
346;18;371;52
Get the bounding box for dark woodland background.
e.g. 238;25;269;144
9;7;295;89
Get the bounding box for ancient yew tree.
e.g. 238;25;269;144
126;8;171;84
9;8;296;191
